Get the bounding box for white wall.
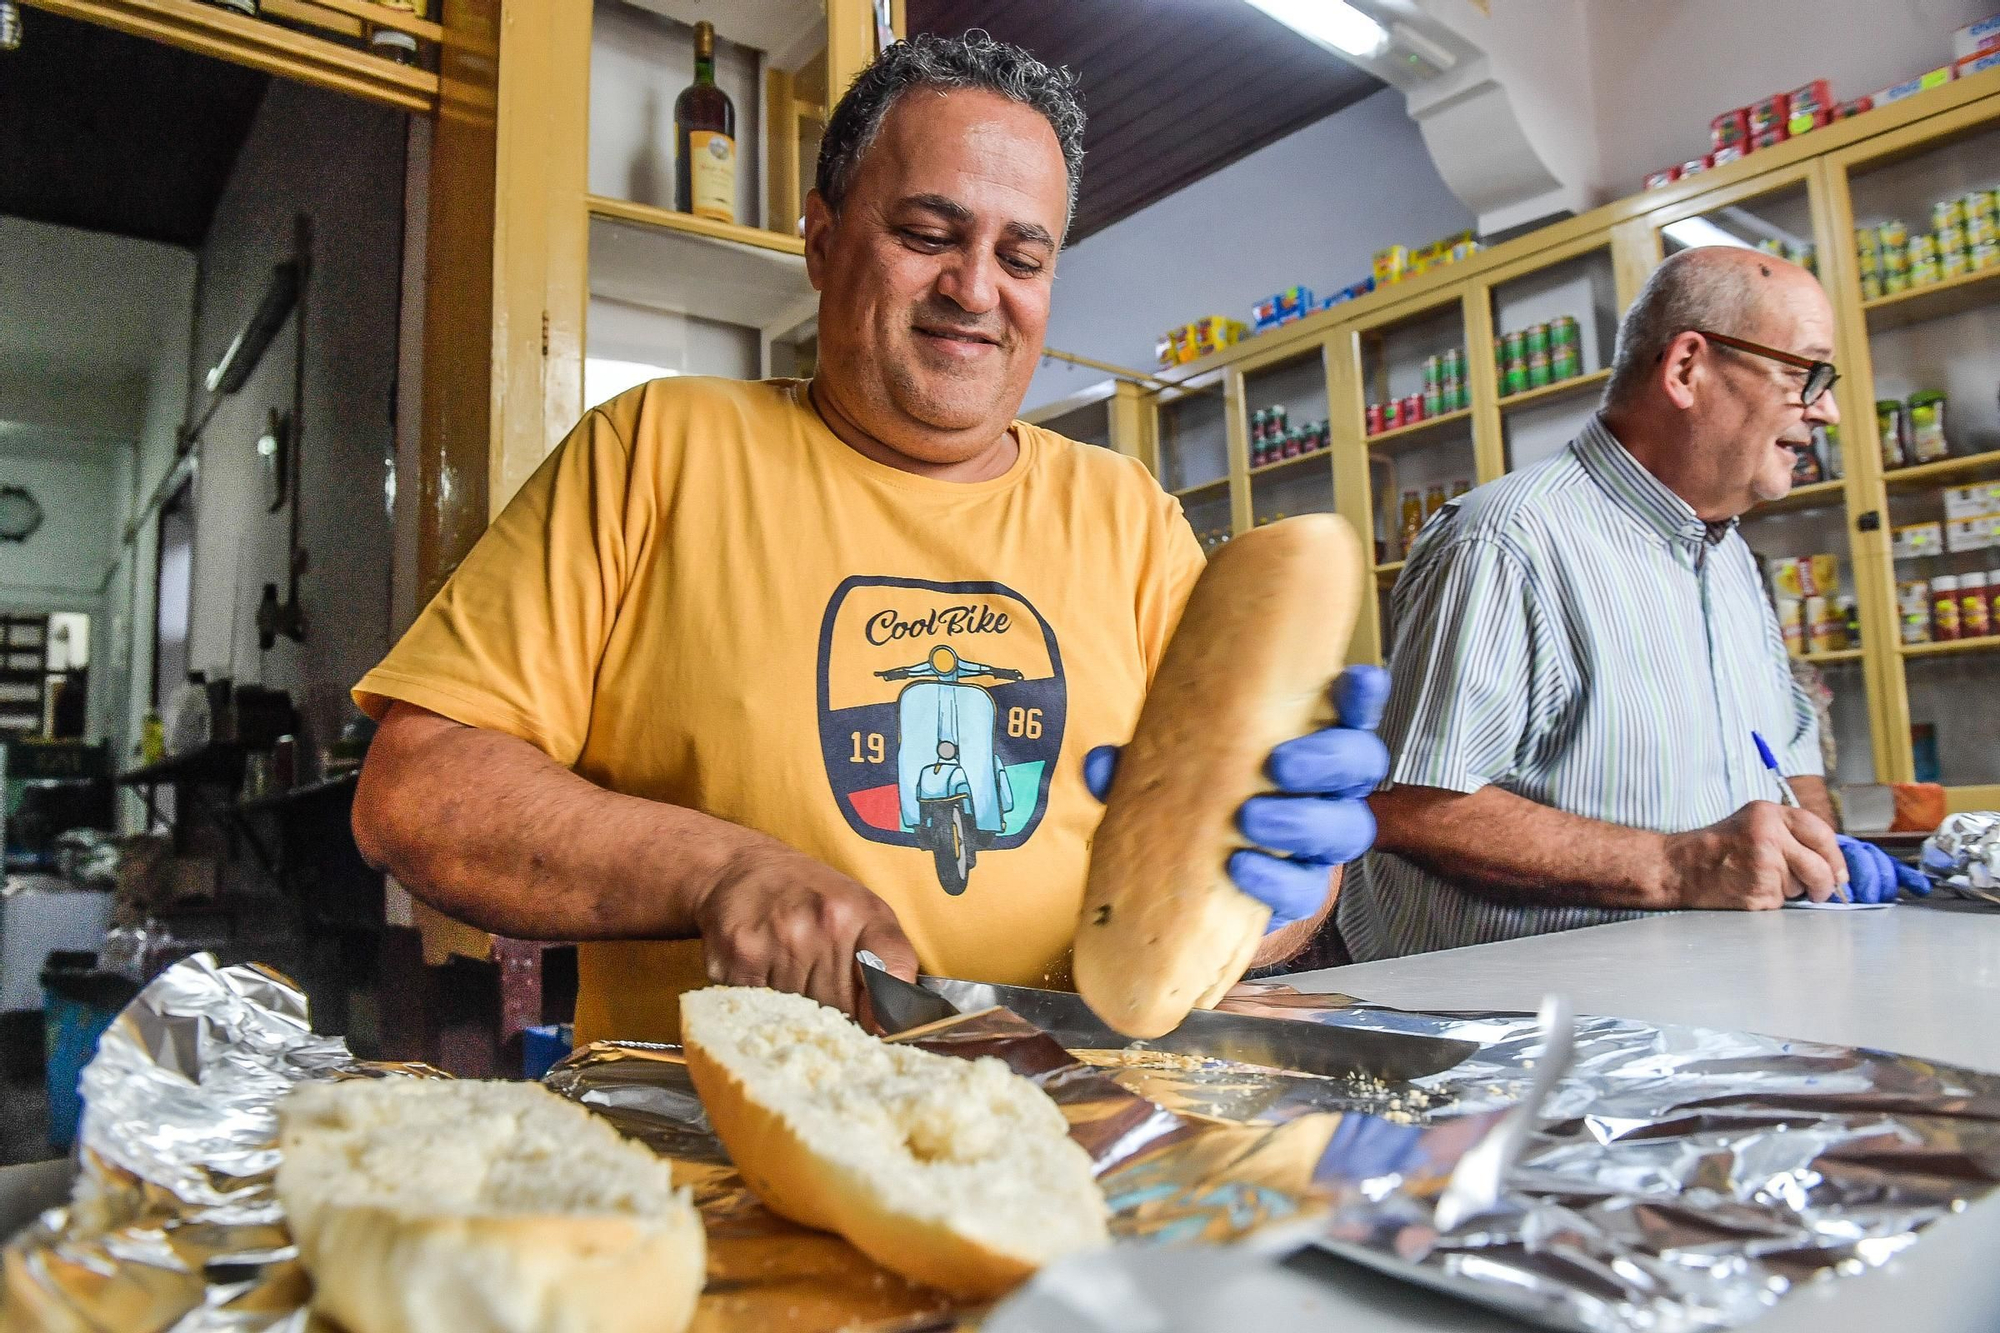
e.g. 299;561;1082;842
1025;88;1474;413
0;216;198;757
179;78;407;758
1586;0;1993;193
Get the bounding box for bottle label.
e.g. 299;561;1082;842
689;131;736;224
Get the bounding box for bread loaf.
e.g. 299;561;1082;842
680;986;1107;1298
1075;513;1364;1038
276;1079;704;1333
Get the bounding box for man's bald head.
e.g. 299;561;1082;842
1605;246;1824;410
1599;244;1840;521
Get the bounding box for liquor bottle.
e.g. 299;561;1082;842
676;21;737;223
1399;490;1423;549
1424;483;1447;518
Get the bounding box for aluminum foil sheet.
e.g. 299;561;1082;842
1922;810;2000;903
1212;988;2000;1332
1;953;440;1331
11;957;2000;1333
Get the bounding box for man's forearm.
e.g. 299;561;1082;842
352;703;773;940
1788;775;1837;829
1370;783;1677;911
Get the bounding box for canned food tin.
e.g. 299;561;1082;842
1884;270;1911;295
1861;272;1884;300
1968;189;1999;221
1912;257;1941;286
1552;340;1582;380
1973;240;2000;272
1270;404;1288;434
1856;243;1881;276
1526;346;1551;389
1251;408;1268;444
1908;234;1938;262
1943;247;1969;280
1365;403;1384;435
1281;429;1299;460
1969;210;1999;247
1381;399;1399;431
1879;219;1909;249
1401;393;1424;423
1938;221;1967;257
1551;315;1580;348
1882;242;1910;274
1934;198;1967;231
1525;322;1550;357
1423;355;1442;391
1502;331;1528;395
1423;385;1442;417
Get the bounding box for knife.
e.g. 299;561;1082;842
857;952;1477;1085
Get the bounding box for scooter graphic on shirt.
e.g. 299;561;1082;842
875;645;1023;895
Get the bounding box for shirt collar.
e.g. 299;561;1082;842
1574;414;1733;548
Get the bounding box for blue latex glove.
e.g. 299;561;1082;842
1835;833;1930;904
1084;664;1391;932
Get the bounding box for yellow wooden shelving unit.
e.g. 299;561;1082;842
1134;63;2000;810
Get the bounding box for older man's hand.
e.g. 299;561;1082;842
1083;665;1391;932
1662;801;1850;908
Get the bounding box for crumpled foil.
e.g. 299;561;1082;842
1922;810;2000;903
10;958;2000;1333
1;953;439;1331
1217;989;2000;1332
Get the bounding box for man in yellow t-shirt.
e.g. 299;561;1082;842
350;33;1388;1046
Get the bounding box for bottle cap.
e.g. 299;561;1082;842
694;19;715;56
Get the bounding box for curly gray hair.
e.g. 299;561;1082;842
815;31;1087;238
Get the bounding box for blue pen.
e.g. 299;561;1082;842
1752;730;1849;903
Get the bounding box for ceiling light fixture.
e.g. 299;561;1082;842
1660;217;1758;252
1242;0;1389;58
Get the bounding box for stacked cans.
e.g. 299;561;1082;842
1250;405;1331;467
1859;192;2000;301
1420;349;1470;418
1496;316;1583;397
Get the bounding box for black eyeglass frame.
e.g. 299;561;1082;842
1691;329;1840;407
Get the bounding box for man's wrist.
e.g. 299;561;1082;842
1648;828;1699;911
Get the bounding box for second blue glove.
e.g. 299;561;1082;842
1835;833;1930;904
1084;664;1391;932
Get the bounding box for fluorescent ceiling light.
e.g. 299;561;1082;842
584;358;679;411
1660;217;1757;252
1243;0;1388;57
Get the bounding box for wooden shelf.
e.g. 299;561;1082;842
1883;449;2000;490
1796;647;1865;665
1365;407;1474;454
1862;264;2000;333
1900;633;2000;659
1750;478;1846;516
586;194;806;257
1248;450;1334;480
586;196;815;336
1498;368;1611;413
1374;559;1406;578
1171;476;1230;500
24;0;439;114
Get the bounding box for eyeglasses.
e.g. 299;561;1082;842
1693;329;1839;407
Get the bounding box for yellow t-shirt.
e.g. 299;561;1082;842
355;377;1205;1045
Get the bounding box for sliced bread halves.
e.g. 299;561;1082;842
680;986;1107;1299
276;1078;704;1333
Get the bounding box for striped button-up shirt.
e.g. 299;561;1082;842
1337;414;1822;962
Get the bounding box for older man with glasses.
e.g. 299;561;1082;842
1340;244;1929;964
